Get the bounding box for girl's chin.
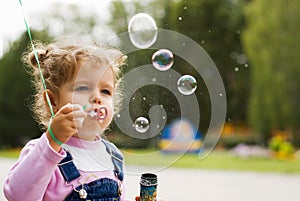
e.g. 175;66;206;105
76;129;103;141
76;123;101;139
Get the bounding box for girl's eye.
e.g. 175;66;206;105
101;89;111;95
76;86;89;92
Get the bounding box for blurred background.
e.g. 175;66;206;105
0;0;300;163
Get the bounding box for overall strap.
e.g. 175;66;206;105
101;139;124;181
58;141;124;183
58;151;81;183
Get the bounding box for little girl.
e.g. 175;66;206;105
3;38;135;201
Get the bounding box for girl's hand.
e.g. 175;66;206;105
46;103;86;151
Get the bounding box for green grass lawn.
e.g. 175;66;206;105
122;150;300;174
0;148;21;158
1;148;300;174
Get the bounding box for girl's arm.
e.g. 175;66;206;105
3;133;66;201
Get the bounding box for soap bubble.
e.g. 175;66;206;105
128;13;158;49
177;75;197;95
134;117;150;133
152;49;174;71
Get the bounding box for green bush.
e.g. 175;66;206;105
268;135;295;159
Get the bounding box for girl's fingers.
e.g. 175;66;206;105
54;103;95;129
69;107;87;126
72;104;84;111
67;104;86;128
59;103;73;114
58;104;86;119
71;109;87;119
60;103;84;114
72;119;83;129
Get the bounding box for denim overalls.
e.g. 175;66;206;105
58;140;124;201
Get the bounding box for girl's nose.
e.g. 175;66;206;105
92;98;101;104
91;91;101;104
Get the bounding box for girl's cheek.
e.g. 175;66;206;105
79;95;91;105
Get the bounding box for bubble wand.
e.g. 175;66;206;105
83;105;108;122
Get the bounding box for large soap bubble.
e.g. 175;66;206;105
128;13;158;49
152;49;174;71
177;75;197;95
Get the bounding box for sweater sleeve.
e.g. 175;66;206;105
3;133;66;201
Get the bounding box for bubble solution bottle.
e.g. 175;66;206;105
140;173;158;201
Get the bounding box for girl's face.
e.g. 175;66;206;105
55;60;115;140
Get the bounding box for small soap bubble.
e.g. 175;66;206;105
152;49;174;71
234;67;239;72
128;13;158;49
134;117;150;133
177;75;197;95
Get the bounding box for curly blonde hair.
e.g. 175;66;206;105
22;38;126;131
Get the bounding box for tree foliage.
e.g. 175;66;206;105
170;0;247;125
242;0;300;145
0;31;52;147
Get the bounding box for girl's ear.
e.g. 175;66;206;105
43;89;58;114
